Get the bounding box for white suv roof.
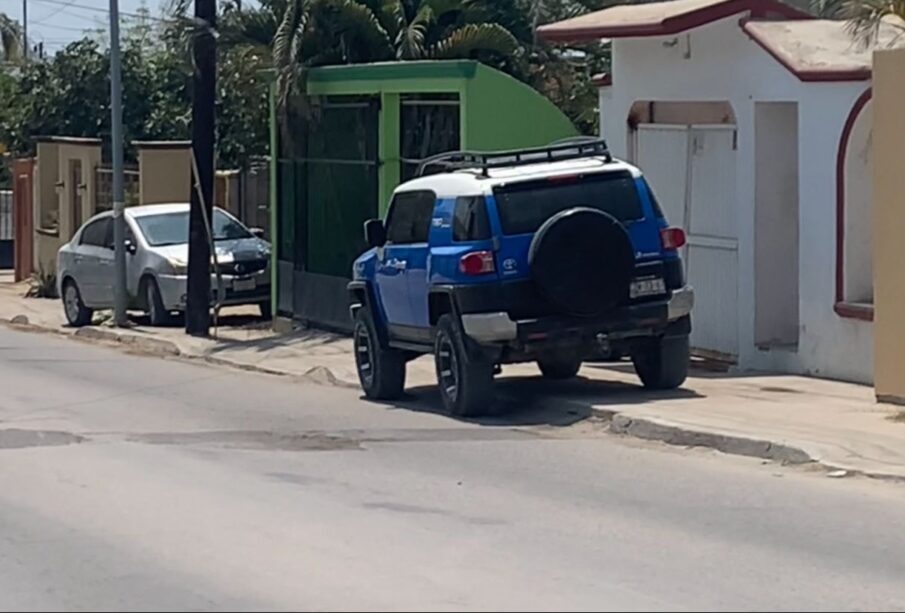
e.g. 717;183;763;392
397;156;642;199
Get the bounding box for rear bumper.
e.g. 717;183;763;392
461;286;694;344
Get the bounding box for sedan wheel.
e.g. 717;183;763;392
62;280;93;327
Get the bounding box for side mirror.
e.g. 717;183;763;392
364;219;386;248
124;238;137;255
250;227;265;239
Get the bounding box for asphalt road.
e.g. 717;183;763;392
2;326;905;612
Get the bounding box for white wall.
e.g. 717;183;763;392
795;84;873;383
601;16;873;383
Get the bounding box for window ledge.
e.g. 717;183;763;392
36;227;59;237
835;302;874;322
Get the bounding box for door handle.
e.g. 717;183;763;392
384;258;407;271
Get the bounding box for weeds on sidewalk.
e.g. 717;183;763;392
889;411;905;424
25;265;57;299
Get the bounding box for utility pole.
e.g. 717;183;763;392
22;0;27;60
185;0;216;336
109;0;128;327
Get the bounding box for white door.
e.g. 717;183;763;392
636;125;689;228
635;124;739;361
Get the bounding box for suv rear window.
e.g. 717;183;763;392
493;171;643;236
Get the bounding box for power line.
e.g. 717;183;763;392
27;0;178;23
32;21;99;32
29;0;81;24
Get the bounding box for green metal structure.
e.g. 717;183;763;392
269;60;578;330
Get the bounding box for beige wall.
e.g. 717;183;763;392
32;139;101;278
873;48;905;403
137;145;191;205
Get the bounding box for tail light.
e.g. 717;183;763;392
460;251;496;276
660;227;687;250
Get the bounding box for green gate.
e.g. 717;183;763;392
278;97;380;330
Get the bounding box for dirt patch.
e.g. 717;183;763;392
0;429;86;450
128;430;362;451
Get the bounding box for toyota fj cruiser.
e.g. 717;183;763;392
349;138;694;416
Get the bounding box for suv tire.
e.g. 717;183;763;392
632;334;689;390
354;308;406;400
537;356;582;380
435;315;494;417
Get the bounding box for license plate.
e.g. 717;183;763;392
630;277;666;299
232;278;256;292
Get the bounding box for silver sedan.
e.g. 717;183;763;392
57;203;272;326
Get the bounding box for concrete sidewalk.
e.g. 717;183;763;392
2;280;904;481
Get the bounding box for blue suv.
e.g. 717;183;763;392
349;139;694;416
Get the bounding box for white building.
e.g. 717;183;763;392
539;0;902;384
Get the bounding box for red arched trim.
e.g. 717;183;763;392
835;87;874;322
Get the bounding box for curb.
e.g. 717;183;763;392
73;327;181;356
606;412;813;465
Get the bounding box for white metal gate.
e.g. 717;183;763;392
636;124;739;360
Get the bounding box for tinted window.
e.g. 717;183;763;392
453;196;491;242
80;218;111;248
386;191;436;244
135;210;251;247
493;171;644;236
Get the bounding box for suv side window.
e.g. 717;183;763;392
80;218;111;248
453;196;491;242
386;191;436;244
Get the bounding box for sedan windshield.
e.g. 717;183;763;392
135;210;252;247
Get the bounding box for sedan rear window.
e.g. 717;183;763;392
135;210;251;247
493;171;644;236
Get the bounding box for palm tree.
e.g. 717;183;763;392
0;13;23;62
273;0;521;105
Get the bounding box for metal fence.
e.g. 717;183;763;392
0;190;12;240
95;166;140;213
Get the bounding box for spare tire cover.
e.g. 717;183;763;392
528;207;635;318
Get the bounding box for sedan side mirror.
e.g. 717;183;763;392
364;219;386;248
124;238;137;255
250;227;266;239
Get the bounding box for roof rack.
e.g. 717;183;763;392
415;138;613;178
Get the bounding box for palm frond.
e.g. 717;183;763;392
273;0;304;69
843;0;905;46
428;22;520;59
378;0;406;41
397;21;426;58
312;0;394;60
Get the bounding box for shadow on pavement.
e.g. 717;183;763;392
370;367;704;428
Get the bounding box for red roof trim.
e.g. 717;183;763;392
742;21;872;82
537;0;810;42
834;302;874;322
835;87;873;320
